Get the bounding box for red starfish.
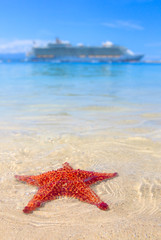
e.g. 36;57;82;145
15;162;118;213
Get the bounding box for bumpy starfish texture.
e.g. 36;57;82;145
15;162;118;213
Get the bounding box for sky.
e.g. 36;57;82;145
0;0;161;59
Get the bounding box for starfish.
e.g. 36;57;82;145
15;162;118;213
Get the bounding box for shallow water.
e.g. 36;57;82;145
0;63;161;239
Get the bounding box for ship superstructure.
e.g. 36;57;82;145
28;38;143;62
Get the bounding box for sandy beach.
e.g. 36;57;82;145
0;123;161;240
0;63;161;239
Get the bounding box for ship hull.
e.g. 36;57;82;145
29;55;143;63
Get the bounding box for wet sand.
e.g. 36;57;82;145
0;120;160;240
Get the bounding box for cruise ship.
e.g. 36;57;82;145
28;38;143;63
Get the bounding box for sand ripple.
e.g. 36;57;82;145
137;178;161;216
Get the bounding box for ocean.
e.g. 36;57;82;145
0;62;161;136
0;62;161;240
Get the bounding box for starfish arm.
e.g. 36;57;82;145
15;175;40;186
84;172;118;185
75;169;118;185
65;180;109;210
15;170;62;187
15;163;73;187
23;182;61;213
62;162;73;170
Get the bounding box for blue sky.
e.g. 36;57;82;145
0;0;161;59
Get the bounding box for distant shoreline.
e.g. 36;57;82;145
0;60;161;64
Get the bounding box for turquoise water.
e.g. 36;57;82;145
0;63;161;136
